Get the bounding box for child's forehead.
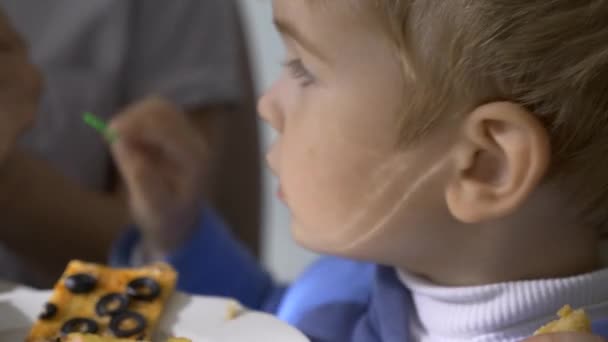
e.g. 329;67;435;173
273;0;396;73
273;0;379;25
272;0;387;44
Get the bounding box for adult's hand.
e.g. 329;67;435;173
110;97;209;258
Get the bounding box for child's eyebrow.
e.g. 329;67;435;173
273;18;329;63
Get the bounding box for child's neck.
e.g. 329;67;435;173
400;197;601;286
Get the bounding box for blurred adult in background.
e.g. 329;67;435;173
0;0;261;288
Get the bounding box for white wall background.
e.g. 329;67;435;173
237;0;319;282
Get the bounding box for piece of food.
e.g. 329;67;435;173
534;305;592;335
226;300;244;320
27;260;178;342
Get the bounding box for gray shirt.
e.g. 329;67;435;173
4;0;242;188
0;0;244;285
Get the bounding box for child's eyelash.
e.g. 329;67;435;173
283;59;315;86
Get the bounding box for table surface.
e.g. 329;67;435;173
0;280;18;295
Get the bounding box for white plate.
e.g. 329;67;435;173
0;282;309;342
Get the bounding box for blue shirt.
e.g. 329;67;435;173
112;207;608;341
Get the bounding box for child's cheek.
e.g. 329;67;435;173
281;131;396;252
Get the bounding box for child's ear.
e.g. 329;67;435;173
445;102;551;223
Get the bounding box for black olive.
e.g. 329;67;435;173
109;311;147;338
60;318;99;335
126;277;161;301
96;293;130;317
39;302;58;320
64;273;97;294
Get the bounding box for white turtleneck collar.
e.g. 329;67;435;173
397;266;608;342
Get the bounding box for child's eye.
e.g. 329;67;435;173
283;59;315;87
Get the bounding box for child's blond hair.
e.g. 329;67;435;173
367;1;608;235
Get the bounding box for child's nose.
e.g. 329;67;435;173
257;89;284;133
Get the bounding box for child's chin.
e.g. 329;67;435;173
290;221;362;258
289;223;315;250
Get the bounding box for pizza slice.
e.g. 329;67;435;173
27;260;178;342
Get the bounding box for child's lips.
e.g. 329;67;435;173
277;185;286;201
265;154;278;177
265;152;285;201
